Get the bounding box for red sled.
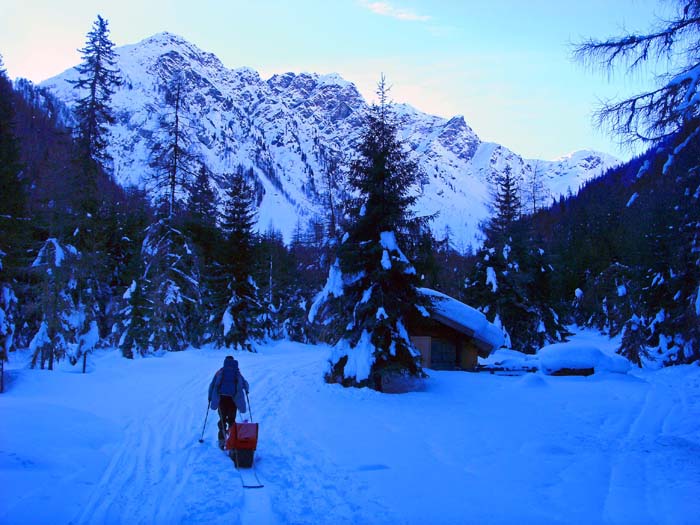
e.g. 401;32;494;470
225;422;258;468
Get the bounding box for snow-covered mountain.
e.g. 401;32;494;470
41;32;619;247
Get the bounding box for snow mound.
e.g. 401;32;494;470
538;342;631;375
518;373;548;388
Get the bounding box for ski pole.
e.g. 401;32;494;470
198;401;210;443
245;390;253;422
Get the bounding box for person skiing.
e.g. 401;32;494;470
208;355;249;449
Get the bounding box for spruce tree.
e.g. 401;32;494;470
315;77;428;390
70;15;121;217
0;55;24;220
0;56;24;385
70;15;122;169
464;166;567;353
66;16;122;366
118;277;151;358
485;165;521;241
184;164;220;345
139;219;201;352
29;238;79;370
0;250;17;392
218;167;263;350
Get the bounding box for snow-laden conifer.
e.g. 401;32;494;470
217;168;263;350
465;167;567;353
313;77;429;390
29;238;79;369
138;220;201;352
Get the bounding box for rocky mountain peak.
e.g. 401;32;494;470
40;33;619;247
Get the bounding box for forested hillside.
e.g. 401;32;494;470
1;7;699;391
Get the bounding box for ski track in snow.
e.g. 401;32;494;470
3;338;700;525
65;347;381;525
248;350;388;525
600;374;700;525
72;363;247;525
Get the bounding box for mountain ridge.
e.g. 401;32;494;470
40;31;620;247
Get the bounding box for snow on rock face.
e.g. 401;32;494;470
538;342;631;375
41;32;619;247
529;150;621;199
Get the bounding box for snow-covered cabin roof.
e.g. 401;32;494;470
419;288;504;357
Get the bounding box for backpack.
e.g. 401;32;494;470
218;360;238;398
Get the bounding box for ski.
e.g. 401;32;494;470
237;466;264;489
224;449;264;488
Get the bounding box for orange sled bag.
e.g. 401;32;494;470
225;422;258;468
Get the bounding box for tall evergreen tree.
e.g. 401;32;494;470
313;77;428;390
187;165;218;226
0;55;25;220
184;164;220;345
138;219;202;352
70;15;122;169
66;16;123;367
485;165;521;242
0;56;25;383
464;166;566;353
218;168;263;350
29;238;79;370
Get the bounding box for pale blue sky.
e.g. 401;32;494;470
1;0;666;160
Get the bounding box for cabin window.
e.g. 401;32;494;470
431;337;457;369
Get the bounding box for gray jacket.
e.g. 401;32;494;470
208;356;249;413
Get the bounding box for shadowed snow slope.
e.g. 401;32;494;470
2;332;699;524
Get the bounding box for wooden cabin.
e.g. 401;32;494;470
409;288;504;371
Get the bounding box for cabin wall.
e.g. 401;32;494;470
410;333;480;371
409;318;484;371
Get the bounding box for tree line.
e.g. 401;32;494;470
2;4;699;393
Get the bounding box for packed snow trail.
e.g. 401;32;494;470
2;334;700;525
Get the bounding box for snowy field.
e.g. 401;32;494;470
2;330;700;525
